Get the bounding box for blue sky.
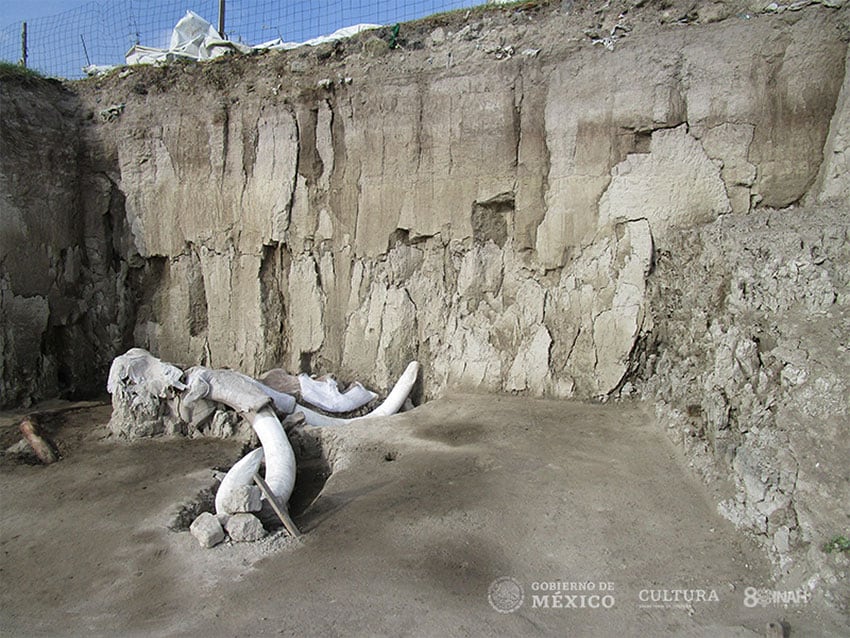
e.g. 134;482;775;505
0;1;74;26
1;0;473;77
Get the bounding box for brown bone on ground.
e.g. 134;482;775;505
19;416;60;465
257;368;301;396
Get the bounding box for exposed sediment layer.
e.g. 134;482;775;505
1;0;848;612
8;1;839;404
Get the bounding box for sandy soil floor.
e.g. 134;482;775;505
1;395;846;637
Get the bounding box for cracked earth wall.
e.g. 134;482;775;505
58;3;848;405
0;76;133;407
1;0;849;606
635;205;850;610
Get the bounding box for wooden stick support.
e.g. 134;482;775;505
253;472;301;538
20;22;27;68
19;416;59;464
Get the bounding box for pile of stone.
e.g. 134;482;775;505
189;485;267;548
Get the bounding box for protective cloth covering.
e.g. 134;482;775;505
126;10;251;66
298;374;378;412
254;23;381;51
125;11;380;67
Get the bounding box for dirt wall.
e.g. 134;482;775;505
636;205;850;611
2;0;849;613
0;74;133;407
69;0;848;402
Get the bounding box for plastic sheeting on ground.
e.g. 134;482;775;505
254;23;381;51
125;10;251;66
121;10;381;69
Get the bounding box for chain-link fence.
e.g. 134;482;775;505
0;0;482;80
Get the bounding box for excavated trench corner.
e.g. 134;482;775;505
285;426;336;520
2;0;850;624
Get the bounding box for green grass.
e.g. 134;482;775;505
822;535;850;555
0;61;49;84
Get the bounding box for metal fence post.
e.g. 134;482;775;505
218;0;226;38
20;22;27;67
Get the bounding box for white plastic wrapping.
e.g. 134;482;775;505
126;11;380;67
126;11;251;66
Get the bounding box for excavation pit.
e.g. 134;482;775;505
168;426;334;534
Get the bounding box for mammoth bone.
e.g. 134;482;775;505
107;349;419;520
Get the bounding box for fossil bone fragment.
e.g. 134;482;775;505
294;361;419;426
260;369;379;413
180;367;296;418
215;447;265;514
106;349;420;529
213;362;419;511
107;347;186;400
297;374;378;412
107;348;191;437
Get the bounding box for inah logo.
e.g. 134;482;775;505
488;576;524;613
743;586;812;608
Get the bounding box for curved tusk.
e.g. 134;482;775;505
297;374;377;412
181;367;297;515
367;361;419;417
294;361;419;426
183;367;296;415
213;407;296;516
252;380;298;415
249;407;296;505
214;447;264;515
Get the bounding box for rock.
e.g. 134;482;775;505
697;2;731;23
288;255;325;370
189;512;225;548
5;439;37;462
224;513;267;542
362;36;388;57
4;3;847;414
5;439;31;455
428;27;446;46
780;364;808;387
282;411;307;432
773;526;791;554
217;485;262;515
810;47;850;205
638;205;850;613
598;125;731;249
192;409;243;439
506;324;552;394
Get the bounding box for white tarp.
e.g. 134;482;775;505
298;374;378;413
126;10;251;66
124;11;380;68
254;23;381;51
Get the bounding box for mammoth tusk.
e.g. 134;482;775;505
294;361;419;426
214;447;264;514
367;361;420;417
182;367;296;415
248;407;296;505
181;368;297;513
107;349;420;528
213;407;296;516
